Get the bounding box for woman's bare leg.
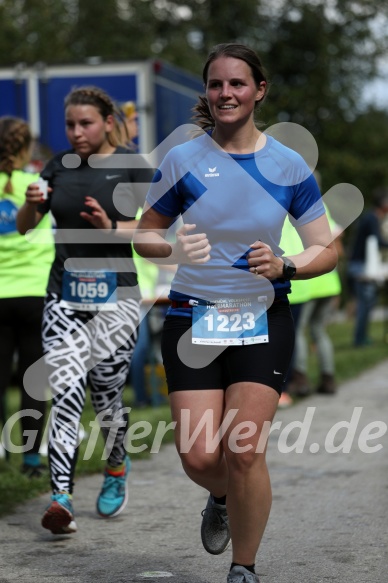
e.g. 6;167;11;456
169;389;228;497
223;382;279;565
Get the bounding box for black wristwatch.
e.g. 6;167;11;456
281;256;297;280
110;219;117;233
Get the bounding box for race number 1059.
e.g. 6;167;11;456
68;280;109;299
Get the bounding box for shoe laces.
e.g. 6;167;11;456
101;473;125;497
230;574;256;583
201;505;228;526
229;570;258;583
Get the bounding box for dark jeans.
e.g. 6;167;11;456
348;261;379;346
0;296;46;454
353;278;378;345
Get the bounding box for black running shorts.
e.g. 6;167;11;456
161;300;294;396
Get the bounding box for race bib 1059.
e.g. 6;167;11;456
60;271;118;311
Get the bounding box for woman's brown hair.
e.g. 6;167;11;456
0;116;32;193
64;85;127;147
192;43;270;132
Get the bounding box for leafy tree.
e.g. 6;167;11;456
0;0;387;200
250;1;388;197
0;0;75;65
66;0;131;61
320;105;388;196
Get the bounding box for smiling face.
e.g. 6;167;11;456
65;104;114;158
206;56;266;129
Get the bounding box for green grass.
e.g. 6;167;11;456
0;388;174;517
307;318;388;387
0;317;387;517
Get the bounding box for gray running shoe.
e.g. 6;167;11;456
227;566;260;583
200;494;230;554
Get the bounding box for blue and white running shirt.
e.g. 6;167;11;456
146;132;324;306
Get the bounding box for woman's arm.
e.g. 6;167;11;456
134;205;211;265
16;183;45;234
248;214;338;280
290;214;338;279
80;196;140;238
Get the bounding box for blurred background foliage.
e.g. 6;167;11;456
0;0;387;200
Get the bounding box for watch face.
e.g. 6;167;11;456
283;260;296;280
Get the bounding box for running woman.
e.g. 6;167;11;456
17;86;154;534
134;43;337;583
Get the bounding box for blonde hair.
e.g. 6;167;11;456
64;85;127;147
0;116;32;193
121;101;137;119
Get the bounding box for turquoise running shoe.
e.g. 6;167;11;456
41;492;77;534
97;456;131;518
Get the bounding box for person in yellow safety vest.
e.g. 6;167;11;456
278;215;312;406
286;205;343;397
130;209;160;406
0;116;54;475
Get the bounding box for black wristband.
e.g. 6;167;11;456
281;256;297;280
110;219;117;233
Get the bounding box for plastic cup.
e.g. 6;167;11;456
37;178;48;200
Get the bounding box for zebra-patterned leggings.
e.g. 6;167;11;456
42;293;139;494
